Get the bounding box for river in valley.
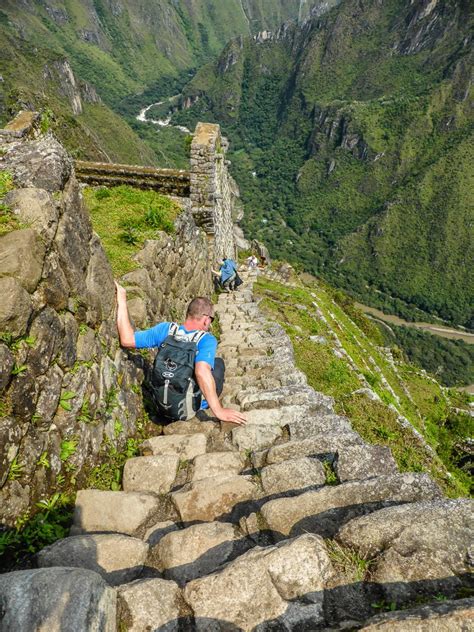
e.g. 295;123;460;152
137;96;190;133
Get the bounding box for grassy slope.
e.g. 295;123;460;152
255;274;473;498
83;185;180;276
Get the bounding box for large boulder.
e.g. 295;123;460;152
2;135;73;192
184;534;333;631
0;567;116;631
337;499;474;604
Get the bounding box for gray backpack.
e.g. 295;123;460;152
150;323;206;421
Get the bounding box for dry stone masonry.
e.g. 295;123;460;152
0;113;237;525
1;272;472;630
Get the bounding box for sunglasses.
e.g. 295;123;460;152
202;313;215;323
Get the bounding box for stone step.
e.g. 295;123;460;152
191;451;245;483
231;421;283;451
151;521;247;584
141;433;207;460
335;444;398;482
255;432;365;467
37;533;149;586
237;385;329;410
258;473;442;540
171;473;258;524
359;598;474;631
117;578;188;632
183;533;333;632
260;457;326;496
71;489;172;537
123;455;179;494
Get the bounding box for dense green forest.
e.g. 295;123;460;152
380;325;474;388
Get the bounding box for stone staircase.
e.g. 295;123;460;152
0;271;472;631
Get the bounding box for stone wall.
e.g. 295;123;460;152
75;160;190;197
0;124;213;526
190;122;237;264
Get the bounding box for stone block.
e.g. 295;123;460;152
261;457;326;495
37;533;149;586
141;434;207;460
184;534;333;631
71;489;164;537
123;455;179;494
260;473;442;540
171;474;257;523
336;444;398;482
118;578;186;632
155;522;240;583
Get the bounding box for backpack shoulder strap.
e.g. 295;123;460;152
169;322;179;337
191;330;207;344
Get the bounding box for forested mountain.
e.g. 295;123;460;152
0;0;314;162
171;0;474;328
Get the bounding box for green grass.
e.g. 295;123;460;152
83;185;180;276
255;275;472;497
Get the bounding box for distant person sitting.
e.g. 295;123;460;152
246;255;258;270
115;284;247;425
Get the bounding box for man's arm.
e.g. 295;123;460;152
194;361;247;425
115;283;136;348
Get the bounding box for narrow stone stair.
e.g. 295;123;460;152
1;269;473;631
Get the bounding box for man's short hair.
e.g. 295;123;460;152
186;297;214;318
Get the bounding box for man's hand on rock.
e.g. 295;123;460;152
216;408;247;425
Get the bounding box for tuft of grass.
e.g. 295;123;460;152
0;171;14;197
83;185;180;276
323;460;339;485
0;492;74;571
325;539;374;582
87;437;140;491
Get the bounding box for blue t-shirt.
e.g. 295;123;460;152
134;322;217;410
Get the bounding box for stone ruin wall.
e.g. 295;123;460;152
190;122;239;264
0;113;237;525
